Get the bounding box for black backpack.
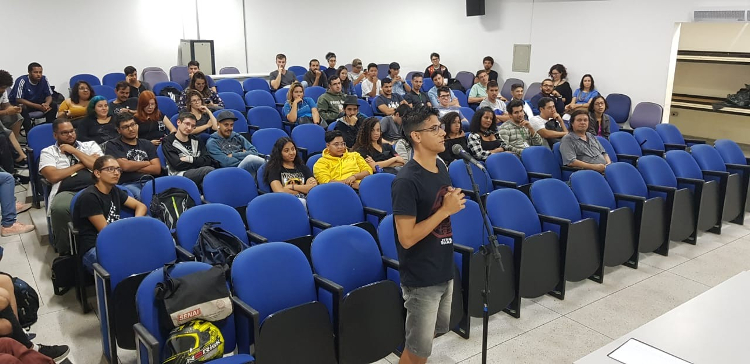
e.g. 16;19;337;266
159;86;182;103
13;277;39;328
193;222;248;267
149;187;196;231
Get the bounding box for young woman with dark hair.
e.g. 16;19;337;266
549;64;572;105
264;137;317;201
57;80;95;122
587;95;613;138
353;117;405;174
338;66;355;96
438;111;468;164
466;107;506;162
179;71;224;110
566;74;600;112
76;96;119;144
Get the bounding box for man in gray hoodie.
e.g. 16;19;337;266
206;110;265;177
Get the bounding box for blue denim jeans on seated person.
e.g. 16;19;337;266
238;155;266;179
118;182;143;201
0;172;17;227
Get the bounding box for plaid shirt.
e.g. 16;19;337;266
467;131;506;161
497;120;544;156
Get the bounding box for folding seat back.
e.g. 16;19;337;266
634;127;666;152
524;82;541;100
218;92;245;112
609;132;643;161
245;90;276;108
154;96;178;118
306;154;322;171
153;81;183;96
246;193;311;242
251;128;288;156
605;93;631;125
92;85;116;100
215;78;244;96
203;167;258;208
243;78;270;93
247;106;283;130
287;66;307;76
307;183;367;233
691;144;749;223
629;102;662;129
357;99;373;117
220;66;240;74
175;204;249;254
102;73;126;88
655;123;686;145
666;150;723;232
140;176;202;212
27;124;55;208
169;66;189;86
304;86;326;101
521;146;562;180
453;89;469;107
638;155;696;242
143;70;169;87
70;73;101;88
486;151;530;191
291;124;326;160
715;139;747;165
358;173;395;227
448;160;493;201
454;71;475;91
596;136;618;163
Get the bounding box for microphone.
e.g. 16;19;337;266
452;144;485;170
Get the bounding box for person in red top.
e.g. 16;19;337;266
423;53;452;80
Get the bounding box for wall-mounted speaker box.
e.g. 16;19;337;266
467;0;485;16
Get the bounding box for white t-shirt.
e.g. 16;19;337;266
0;90;8;104
39;141;103;215
361;78;381;98
529;115;549;132
478;98;507;114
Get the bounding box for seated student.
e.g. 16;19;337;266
264;137;318;203
10;62;57;133
337;66;356;96
482;56;499;82
468;107;509;161
566;74;600;112
438;111;468;165
435;87;468;122
361;63;381;99
530;78;565;115
380;104;409;145
507;83;534;120
0;171;33;236
549;64;573;105
498;101;544;156
324;52;338;79
74;155;147;273
207;110;265;177
334;96;367;149
0;70;24;141
303;59;328;88
40;118;102;255
353;117;405;174
283;82;323;127
57;80;94;124
404;72;431;108
348;58;366;86
393;138;413;165
134;91;176;145
317;76;347;124
76;96;119;145
109;81;138;116
185;60;217;92
182;90;218;135
588;95;613;138
124;66;150;98
387;62;411;97
559;109;611;173
269;53;297;91
468;70;490;105
529;97;569;147
428;72;458;108
314;130;373;189
424;52;452;80
179;71;224;111
478;80;510;123
0;117;26;171
104;114;162;200
375;78;408;116
162;112;216;188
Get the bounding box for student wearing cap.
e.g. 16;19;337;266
387;62;411;97
335;96;368;149
349;58;366;86
206;110;265;177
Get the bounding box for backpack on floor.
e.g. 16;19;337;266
50;255;76;296
12;277;39;328
150;187;196;231
193;222;249;267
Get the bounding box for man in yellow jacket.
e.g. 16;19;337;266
314;130;373;189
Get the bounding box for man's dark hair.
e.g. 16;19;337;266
178;111;197;123
381;77;392;85
401;105;439;145
510;83;523;91
309;59;319;66
124;66;137;75
570;109;590;123
394;104;410;117
431;71;444;81
507;99;525;114
367;63;378;71
325;52;336;60
411;72;424;80
430;52;440;60
276;53;286;60
469;107;497;134
115;112;135;128
115;81;129;91
27;63;42;73
476;69;487;77
483;56;494;65
487;80;499;89
325;130;343;143
52;118;72;132
537;97;554;110
0;70;13;88
437;86;451;96
542;78;554;84
188;60;200;68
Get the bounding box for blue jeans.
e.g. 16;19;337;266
83;247;97;274
238;155;266;178
0;172;17;227
119;182;143;201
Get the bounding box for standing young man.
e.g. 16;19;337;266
392;105;465;364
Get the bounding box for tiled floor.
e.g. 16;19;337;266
3;183;750;364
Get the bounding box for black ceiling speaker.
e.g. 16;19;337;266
467;0;485;16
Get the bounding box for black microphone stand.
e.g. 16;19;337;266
462;161;505;364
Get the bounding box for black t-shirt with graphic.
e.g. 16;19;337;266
73;185;129;254
391;159;454;287
104;138;159;183
266;164;314;198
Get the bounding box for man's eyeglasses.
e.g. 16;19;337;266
100;166;123;174
57;130;76;136
414;125;441;135
120;123;137;130
439;94;451;99
329;142;346;148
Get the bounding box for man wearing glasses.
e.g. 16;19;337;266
424;52;452;80
162;112;216;189
104;113;162;200
39;118;102;255
435;87;468;123
313;130;372;190
530;78;565;116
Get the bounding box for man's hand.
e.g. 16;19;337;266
551;90;561;98
278;66;284;74
314;70;321;77
520;120;533;131
400;100;408;105
41;102;51;112
7;106;21;115
179;156;190;162
593;164;606;173
500;96;508;102
151;139;161;146
59;143;77;155
344;175;356;186
441;187;466;216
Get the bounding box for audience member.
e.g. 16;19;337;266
435;87;467;122
375;78;408;115
104;113;161;199
185;60;217;92
387;62;411;97
179;71;224;111
424;52;452;80
393;138;413;164
269;54;297;91
530;79;565;115
529;97;569;147
314;130;372;189
10;62;56;133
468;107;508;161
206;110;265;177
283;82;323;126
428;73;458;108
124;66;150;98
76;96;118;145
73;155;148;272
183;90;218;135
361;63;381;99
559;109;611;173
508;83;534;120
468;70;490;104
380;104;409;144
0;70;23;140
482;56;499;82
324;52;338;79
0;117;25;174
264;137;317;203
549;64;572;105
109;81;138;116
439;111;468;164
588;95;613;138
348;58;366;86
303;59;328;88
57;80;94;124
334;96;366;148
162;112;215;187
134;91;176;145
478;80;510;122
353;117;405;174
317;77;347;124
498;101;544;156
40;118;102;255
0;171;33;236
337;66;355;96
566;74;600;112
405;72;431;108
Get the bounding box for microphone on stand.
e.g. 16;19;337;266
452;144;485;171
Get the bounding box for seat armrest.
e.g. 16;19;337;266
613;193;646;203
40;177;51;187
382;256;400;270
296;146;309;161
579;203;610;214
133;323;160;364
453;243;474;255
309;218;332;230
646;184;676;194
246;230;268;245
676;177;705;186
363;206;387;219
684;138;705;145
616;154;639;162
231;296;260;354
493;226;525;240
642;149;665;157
702;170;729;178
663;143;686;151
175;246;195;261
247;125;259;131
527;171;552;180
561;165;581;172
537;213;571;226
726;163;750;172
314;274;344;295
491;179;518;189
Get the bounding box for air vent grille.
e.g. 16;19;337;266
693;10;747;22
